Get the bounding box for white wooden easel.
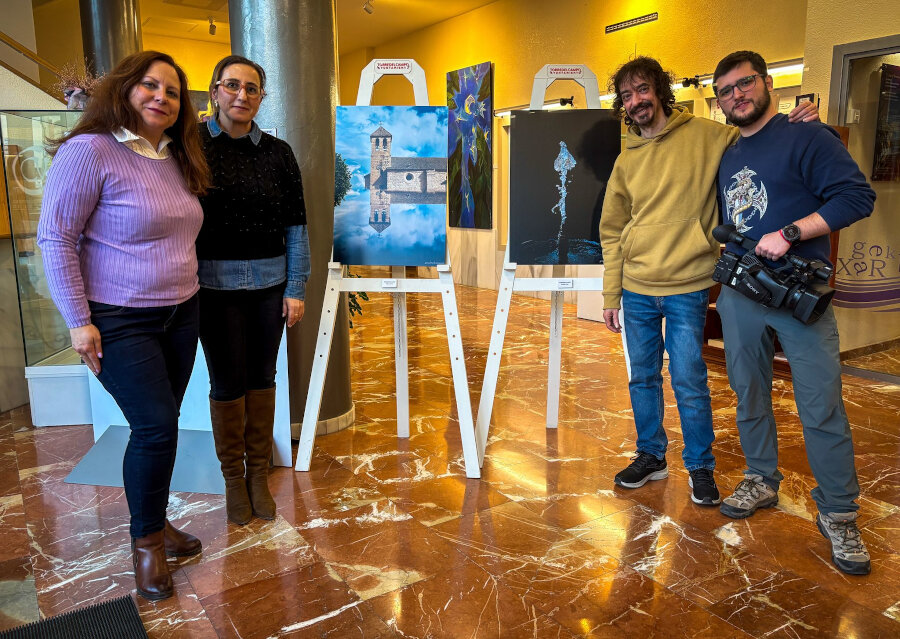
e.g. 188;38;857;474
295;59;480;479
475;64;620;466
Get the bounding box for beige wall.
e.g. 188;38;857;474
830;54;900;352
801;1;899;353
802;0;900;121
1;0;39;81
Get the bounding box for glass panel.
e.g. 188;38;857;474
834;53;900;378
1;110;81;366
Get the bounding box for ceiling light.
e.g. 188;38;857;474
768;62;805;76
208;17;216;35
363;0;374;14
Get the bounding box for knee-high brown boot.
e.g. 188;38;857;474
244;387;276;520
210;396;252;525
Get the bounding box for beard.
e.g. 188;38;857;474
627;101;656;124
727;90;771;126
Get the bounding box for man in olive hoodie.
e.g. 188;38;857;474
599;56;816;505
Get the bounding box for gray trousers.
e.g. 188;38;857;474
717;287;860;514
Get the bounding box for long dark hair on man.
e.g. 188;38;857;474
48;50;210;195
609;56;676;126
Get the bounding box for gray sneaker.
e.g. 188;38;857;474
816;512;871;575
719;474;778;519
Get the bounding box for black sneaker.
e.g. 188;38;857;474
688;468;720;505
614;452;667;488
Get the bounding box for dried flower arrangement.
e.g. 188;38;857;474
51;61;104;110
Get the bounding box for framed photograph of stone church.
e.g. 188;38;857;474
447;61;492;229
508;109;620;265
333;106;449;266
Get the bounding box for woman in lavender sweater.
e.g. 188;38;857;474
37;51;210;601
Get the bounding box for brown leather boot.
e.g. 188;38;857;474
210;396;252;525
245;387;277;520
132;529;173;600
164;520;202;557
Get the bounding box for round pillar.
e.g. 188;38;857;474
79;0;142;76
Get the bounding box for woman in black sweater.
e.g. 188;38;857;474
197;55;309;524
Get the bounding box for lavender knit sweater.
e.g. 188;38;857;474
37;133;203;328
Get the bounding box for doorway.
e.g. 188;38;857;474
828;36;900;383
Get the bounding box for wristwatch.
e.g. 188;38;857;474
779;224;801;245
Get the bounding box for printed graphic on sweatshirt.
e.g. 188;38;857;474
723;166;768;233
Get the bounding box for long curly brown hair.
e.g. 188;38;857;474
48;51;210;195
609;56;676;126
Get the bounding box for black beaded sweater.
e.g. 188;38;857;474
196;122;306;260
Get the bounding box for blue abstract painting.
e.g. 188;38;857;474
333;106;448;266
447;62;492;229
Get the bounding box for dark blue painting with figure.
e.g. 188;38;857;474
447;62;492;229
333;106;448;266
509;109;620;265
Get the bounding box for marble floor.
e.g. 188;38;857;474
844;343;900;379
1;285;898;638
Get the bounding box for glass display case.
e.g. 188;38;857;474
1;110;81;367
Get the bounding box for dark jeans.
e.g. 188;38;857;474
198;284;285;401
90;294;199;539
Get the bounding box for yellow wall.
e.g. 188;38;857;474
335;0;810;294
32;0;84;89
339;0;808;108
338;47;374;105
30;1;230;97
803;0;900;121
141;33;230;95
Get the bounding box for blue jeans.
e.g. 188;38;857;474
90;294;199;538
621;289;715;470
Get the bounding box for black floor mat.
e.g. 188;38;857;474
0;595;147;639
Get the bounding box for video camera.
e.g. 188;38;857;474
711;224;835;325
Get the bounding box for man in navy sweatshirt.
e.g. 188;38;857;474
713;51;876;576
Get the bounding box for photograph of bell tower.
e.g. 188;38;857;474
365;125;447;234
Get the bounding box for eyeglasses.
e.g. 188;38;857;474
216;79;265;98
714;74;764;101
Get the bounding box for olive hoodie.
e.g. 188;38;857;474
600;107;738;308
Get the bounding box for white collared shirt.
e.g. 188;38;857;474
112;128;173;159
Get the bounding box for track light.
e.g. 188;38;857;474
208;17;216;36
559;96;574;107
681;76;700;89
363;0;374;14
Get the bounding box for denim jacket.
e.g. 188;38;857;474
198;119;311;300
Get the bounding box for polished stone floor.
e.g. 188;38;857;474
0;285;898;638
844;343;900;379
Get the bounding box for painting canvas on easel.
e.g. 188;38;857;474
447;61;492;229
333;105;449;266
508;109;620;265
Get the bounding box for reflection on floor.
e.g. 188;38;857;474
844;343;900;379
0;285;898;638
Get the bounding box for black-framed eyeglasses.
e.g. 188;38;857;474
216;79;265;99
714;74;764;101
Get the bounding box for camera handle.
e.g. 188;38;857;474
713;224;833;282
